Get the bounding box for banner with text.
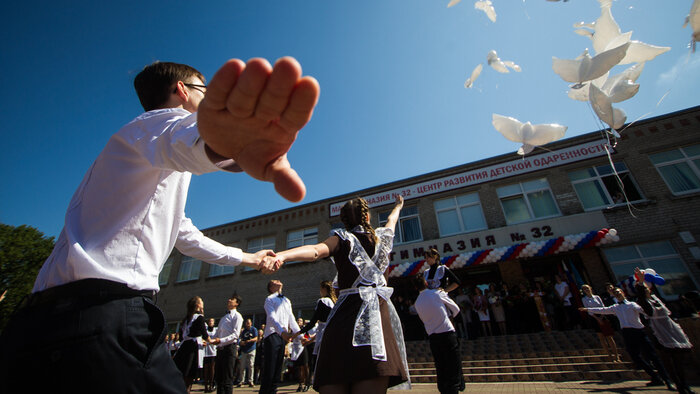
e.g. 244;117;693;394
329;139;611;217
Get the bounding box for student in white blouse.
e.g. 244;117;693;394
580;287;675;391
0;58;319;394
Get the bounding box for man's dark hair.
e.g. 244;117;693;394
231;293;242;307
133;61;205;111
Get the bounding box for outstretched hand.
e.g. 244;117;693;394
197;57;320;202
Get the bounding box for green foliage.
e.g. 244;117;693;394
0;224;55;331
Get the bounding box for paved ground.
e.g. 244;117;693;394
191;380;697;393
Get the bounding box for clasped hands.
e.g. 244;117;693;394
241;249;285;274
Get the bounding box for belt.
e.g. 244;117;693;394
23;278;156;309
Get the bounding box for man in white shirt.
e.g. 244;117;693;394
210;294;243;394
580;287;674;390
554;274;579;330
0;58;319;394
414;277;464;394
261;280;300;394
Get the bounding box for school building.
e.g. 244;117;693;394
156;105;700;330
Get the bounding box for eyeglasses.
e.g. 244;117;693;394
174;83;207;94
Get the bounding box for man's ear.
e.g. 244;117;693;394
173;81;190;102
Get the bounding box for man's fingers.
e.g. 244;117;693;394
203;59;245;111
279;76;320;132
226;58;273;118
255;57;303;121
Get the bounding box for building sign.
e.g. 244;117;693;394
329;140;611;217
387;212;608;264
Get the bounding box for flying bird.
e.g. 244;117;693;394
576;3;670;64
475;0;496;23
589;84;627;133
487;50;522;73
492;114;568;155
464;64;483;88
567;62;643;102
552;42;630;88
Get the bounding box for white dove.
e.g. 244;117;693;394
475;0;496;23
492;114;568;155
567;62;644;102
577;3;670;64
487;50;522;73
464;64;483;88
589;84;627;133
552;42;629;88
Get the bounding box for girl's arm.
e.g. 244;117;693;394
383;195;404;232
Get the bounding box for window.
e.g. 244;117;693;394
159;255;175;286
434;193;487;236
176;256;202;283
379;205;422;244
497;178;560;224
603;241;698;299
649;144;700;195
568;162;644;210
244;236;276;271
209;245;236;277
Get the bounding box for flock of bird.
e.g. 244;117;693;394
452;0;700;156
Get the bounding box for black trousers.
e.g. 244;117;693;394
0;278;185;394
429;331;463;394
216;344;237;394
621;328;670;382
259;333;285;394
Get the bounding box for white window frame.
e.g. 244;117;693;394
568;162;645;210
285;227;318;264
379;205;423;244
176;255;202;283
497;178;561;225
604;241;698;300
649;144;700;195
434;192;487;237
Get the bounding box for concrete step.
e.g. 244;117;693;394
408;369;648;384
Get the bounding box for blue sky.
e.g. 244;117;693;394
1;0;698;239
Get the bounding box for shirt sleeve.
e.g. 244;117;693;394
586;305;616;315
175;217;243;265
440;291;461;318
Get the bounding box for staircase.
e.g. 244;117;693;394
405;329;648;383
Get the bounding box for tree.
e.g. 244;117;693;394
0;224;55;331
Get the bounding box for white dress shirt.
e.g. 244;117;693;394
33;108;242;292
216;308;243;347
555;282;572;306
586;299;646;329
414;288;460;335
263;292;300;338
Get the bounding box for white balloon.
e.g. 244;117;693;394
487;50;521;74
589;84;627;130
474;0;496;23
609;228;618;236
552;43;630;86
492;114;568;155
612;235;620;242
686;0;700;51
464;63;483;89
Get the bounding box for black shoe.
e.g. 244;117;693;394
646;379;664;387
296;385;303;392
303;385;310;392
664;381;676;391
